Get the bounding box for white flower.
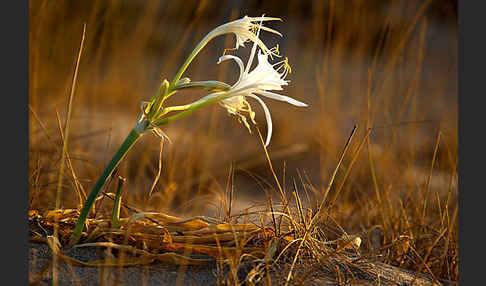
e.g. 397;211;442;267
209;16;282;57
172;15;282;87
216;24;307;147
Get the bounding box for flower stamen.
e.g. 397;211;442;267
284;57;292;74
267;44;282;60
272;57;292;79
250;24;259;35
222;47;237;56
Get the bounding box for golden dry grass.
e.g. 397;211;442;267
29;0;458;285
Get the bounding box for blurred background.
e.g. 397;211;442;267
29;0;457;260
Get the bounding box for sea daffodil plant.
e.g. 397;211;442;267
69;16;307;245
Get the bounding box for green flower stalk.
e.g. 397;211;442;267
69;15;307;246
111;176;126;229
68;128;142;246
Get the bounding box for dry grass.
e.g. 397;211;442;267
29;0;457;285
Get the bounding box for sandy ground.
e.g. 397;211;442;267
29;243;220;286
29;241;451;286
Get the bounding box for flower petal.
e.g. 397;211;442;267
244;18;264;75
247;16;282;22
247;94;273;147
255;25;283;37
217;55;245;86
256;90;308;107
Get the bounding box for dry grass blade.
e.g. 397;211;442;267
141;212;217;228
55;22;87;210
422;131;442;222
51;24;86;285
328;127;372;212
54;110;86;208
284;125;358;286
29;104;52;143
148;136;164;197
165;243;263;258
411;227;448;285
370;0;433;124
256;128;287;206
316;125;358;222
125;212;161;226
170;232;246;244
182;223;258;235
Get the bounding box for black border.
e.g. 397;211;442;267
3;0;28;284
458;1;480;285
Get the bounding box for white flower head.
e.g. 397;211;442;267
213;15;282;57
216;21;307;147
172;15;283;86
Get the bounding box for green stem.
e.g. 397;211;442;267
69;128;143;246
153;93;226;127
170;32;214;88
174;80;231;91
111;176;126;229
